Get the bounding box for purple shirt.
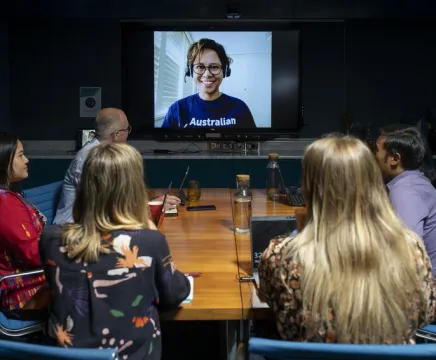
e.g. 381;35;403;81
387;170;436;276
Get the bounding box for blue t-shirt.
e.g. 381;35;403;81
161;93;256;129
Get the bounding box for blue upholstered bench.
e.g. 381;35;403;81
416;325;436;342
0;338;118;359
249;337;436;359
23;181;63;225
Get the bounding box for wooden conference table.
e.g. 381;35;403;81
156;188;303;321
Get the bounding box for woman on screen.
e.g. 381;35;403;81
161;38;256;129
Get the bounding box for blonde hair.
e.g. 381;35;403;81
62;143;151;263
285;135;426;343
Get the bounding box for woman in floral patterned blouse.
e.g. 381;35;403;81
258;134;435;344
39;143;190;360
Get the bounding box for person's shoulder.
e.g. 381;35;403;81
263;234;296;262
0;189;18;202
41;225;63;244
170;94;198;109
76;139;100;160
389;182;424;203
39;225;63;257
124;229;166;245
221;93;248;107
0;189;22;211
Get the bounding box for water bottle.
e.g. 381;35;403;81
266;153;281;200
234;174;252;234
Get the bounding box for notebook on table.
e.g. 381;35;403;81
250;216;297;307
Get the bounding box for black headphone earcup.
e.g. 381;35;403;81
185;66;191;78
226;66;231;78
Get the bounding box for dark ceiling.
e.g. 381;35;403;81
4;0;436;20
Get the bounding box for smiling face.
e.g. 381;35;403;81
193;48;224;101
10;140;29;183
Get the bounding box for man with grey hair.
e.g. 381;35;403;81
54;108;180;224
53;108;132;224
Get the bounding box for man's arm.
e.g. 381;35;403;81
389;187;428;237
72;153;86;189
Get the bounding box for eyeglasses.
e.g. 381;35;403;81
193;64;223;75
111;125;132;136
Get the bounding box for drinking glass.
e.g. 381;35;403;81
187;180;201;202
149;200;165;227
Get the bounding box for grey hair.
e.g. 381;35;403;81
94;112;122;139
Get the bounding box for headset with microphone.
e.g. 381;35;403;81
184;61;232;82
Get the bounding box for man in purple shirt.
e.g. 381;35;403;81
375;124;436;276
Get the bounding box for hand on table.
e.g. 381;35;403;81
154;194;181;209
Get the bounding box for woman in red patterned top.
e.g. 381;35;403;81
0;132;46;310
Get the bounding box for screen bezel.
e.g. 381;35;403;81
121;20;301;141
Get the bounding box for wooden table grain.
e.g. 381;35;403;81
154;188;302;321
156;188;243;320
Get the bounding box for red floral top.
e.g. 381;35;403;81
0;189;46;309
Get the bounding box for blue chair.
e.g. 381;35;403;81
0;269;46;338
248;337;436;359
416;325;436;342
24;181;63;225
0;339;118;359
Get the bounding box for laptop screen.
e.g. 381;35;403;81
76;129;96;150
250;216;297;271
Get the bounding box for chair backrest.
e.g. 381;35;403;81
0;339;118;359
23;181;63;225
249;337;436;359
416;325;436;342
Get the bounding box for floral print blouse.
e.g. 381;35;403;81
39;226;190;360
258;234;436;343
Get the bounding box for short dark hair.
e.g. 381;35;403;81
379;124;425;170
187;38;233;68
0;132;19;189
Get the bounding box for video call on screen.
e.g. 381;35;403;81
122;26;300;132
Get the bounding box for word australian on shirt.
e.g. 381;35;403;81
161;93;257;129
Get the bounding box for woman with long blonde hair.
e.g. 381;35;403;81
39;143;190;360
258;134;435;344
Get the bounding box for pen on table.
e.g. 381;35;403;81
185;272;201;278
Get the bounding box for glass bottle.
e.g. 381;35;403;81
234;174;252;234
266;153;281;201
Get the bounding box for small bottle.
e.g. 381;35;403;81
266;153;281;201
234;174;252;234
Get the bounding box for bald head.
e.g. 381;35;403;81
94;108;129;142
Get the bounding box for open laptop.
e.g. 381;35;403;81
250;216;297;285
276;166;306;207
164;166;190;216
